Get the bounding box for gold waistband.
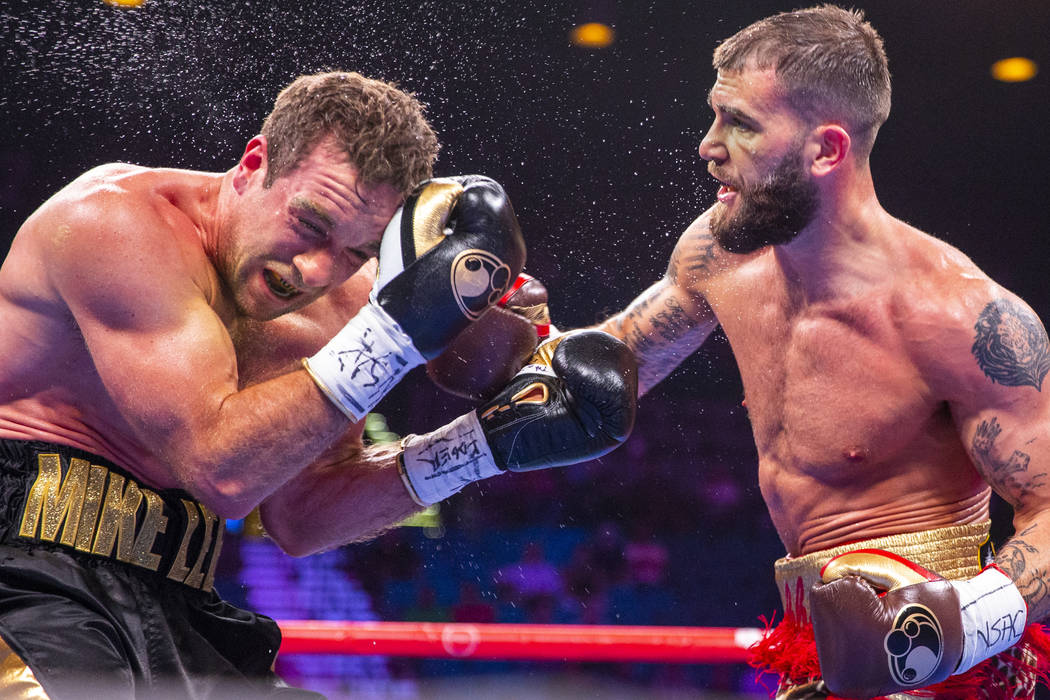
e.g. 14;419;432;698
773;521;991;613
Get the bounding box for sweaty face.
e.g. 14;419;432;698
224;137;400;320
709;143;818;254
701;67;820;255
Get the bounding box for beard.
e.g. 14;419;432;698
710;146;819;254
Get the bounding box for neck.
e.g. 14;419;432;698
190;169;235;264
772;165;890;302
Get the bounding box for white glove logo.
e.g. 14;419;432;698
884;604;943;687
450;249;511;320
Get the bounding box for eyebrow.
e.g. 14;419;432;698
290;197;334;228
706;90;759;123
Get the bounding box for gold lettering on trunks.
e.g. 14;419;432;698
166;499;200;584
74;464;108;552
19;454;89;546
129;488;168;571
183;504;217;589
91;473;143;563
202;511;225;592
17;452;219;588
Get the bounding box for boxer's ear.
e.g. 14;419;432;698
233;136;267;194
809;124;850;177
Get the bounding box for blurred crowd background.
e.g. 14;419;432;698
3;0;1047;697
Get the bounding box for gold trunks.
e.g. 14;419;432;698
11;451;224;591
774;521;992;613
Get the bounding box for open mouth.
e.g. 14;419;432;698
716;182;738;203
263;269;301;299
710;170;738;203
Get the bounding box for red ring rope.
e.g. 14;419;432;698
278;621;763;663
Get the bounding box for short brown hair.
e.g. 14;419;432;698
713;5;891;158
261;71;439;196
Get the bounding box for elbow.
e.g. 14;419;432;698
258;498;321;558
182;469;263;521
199;491;256;521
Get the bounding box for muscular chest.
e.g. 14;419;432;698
710;275;934;469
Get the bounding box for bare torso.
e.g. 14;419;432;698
611;210;998;556
0;163;381;492
706;243;989;554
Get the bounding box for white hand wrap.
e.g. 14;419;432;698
950;566;1027;674
303;302;425;422
398;411;502;506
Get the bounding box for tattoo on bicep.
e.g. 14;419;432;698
670;231;718;278
971;299;1050;391
970;416;1047;508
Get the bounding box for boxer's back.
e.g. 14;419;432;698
706;220;995;555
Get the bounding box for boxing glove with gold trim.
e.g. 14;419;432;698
398;330;637;505
304;176;526;421
811;548;1026;697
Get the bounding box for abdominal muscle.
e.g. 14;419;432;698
757;438;992;556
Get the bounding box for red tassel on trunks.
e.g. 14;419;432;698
747;576;822;691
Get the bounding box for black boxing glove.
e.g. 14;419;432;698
303;176;526;420
426;273;550;401
397;330;637;505
811;549;1027;698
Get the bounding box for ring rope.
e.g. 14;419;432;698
278;621;763;663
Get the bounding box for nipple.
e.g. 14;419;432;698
844;447;867;462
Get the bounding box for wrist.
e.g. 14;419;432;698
399;412;502;505
303;302;425;421
950;566;1027;674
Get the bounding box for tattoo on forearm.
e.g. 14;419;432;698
626;295;654;318
997;537;1050;616
649;297;690;343
970;417;1046;508
971;299;1050;391
625;325;656;357
622;296;698;389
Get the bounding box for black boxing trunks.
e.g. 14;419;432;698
0;439;321;699
748;522;1050;699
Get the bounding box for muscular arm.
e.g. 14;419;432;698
948;294;1050;621
596;212;721;395
236;262;421;553
259;440;416;556
45;192;355;518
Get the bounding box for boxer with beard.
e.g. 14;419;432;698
583;6;1050;698
708;139;817;255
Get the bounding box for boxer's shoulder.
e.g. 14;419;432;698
12;166;225;326
47;166;214;265
666;208;740;291
891;231;1037;393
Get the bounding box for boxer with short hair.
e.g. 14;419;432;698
585;6;1050;697
0;70;637;697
